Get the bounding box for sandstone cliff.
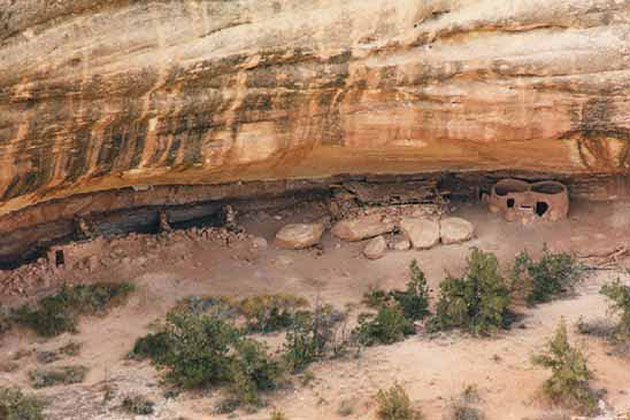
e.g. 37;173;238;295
1;0;629;216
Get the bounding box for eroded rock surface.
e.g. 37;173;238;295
0;0;629;220
332;215;395;242
275;223;325;249
399;218;440;250
440;217;475;244
363;236;387;260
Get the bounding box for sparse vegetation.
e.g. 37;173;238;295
0;386;45;420
270;409;288;420
532;319;598;415
238;294;308;333
11;282;135;337
431;248;511;335
35;351;59;365
363;260;431;322
354;304;415;346
29;365;88;388
283;303;344;372
130;331;170;362
176;294;308;333
35;341;82;365
510;247;584;306
447;384;485;420
122;393;155;415
132;295;348;411
448;403;484;420
337;399;354;416
229;338;284;406
355;260;432;346
375;383;423;420
59;341;82;357
132;310;282;409
600;276;630;339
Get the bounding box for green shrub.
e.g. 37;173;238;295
448;404;484;420
363;287;388;308
363;260;431;322
161;311;240;389
532;319;598;415
354;303;415;347
600;276;630;338
391;260;431;321
238;294;308;333
29;365;88;388
175;295;239;319
59;341;82;357
133;310;283;409
0;387;45;420
447;384;484;420
230;339;283;406
283;304;342;372
337;399;354;416
511;247;584;305
35;351;59;365
375;383;423;420
130;331;170;362
11;282;135;337
270;409;288;420
122;393;154;415
431;248;511;335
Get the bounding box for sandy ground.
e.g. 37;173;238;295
2;199;630;419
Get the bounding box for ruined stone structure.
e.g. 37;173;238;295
48;237;106;272
485;179;569;222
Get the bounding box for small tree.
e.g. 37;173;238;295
511;247;584;305
354;303;415;347
362;259;431;322
162;312;239;389
532;319;598;415
392;260;431;321
282;303;340;372
600;276;630;338
432;248;511;335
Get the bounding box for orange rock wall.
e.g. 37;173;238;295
1;0;629;216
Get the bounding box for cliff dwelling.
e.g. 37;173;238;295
485;179;570;223
1;1;630;420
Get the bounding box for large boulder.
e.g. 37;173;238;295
399;218;440;250
331;215;395;242
440;217;475;244
275;223;325;249
363;236;387;260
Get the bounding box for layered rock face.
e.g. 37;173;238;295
0;0;629;217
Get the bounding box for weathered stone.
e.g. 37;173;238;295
251;236;268;250
363;236;387;260
440;217;475;245
391;238;411;251
399;218;440;250
275;223;325;249
331;215;395;242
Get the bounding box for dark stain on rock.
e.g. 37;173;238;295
564;98;630;171
130;120;148;169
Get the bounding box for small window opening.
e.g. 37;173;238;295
507;198;515;208
55;250;65;267
535;201;549;217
